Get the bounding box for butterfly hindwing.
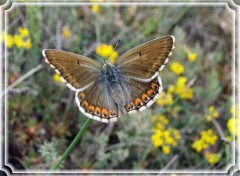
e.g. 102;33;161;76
75;78;119;123
118;75;163;113
42;49;102;91
115;35;175;81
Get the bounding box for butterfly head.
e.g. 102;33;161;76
102;60;114;67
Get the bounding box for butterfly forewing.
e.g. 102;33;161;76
42;49;102;91
115;35;175;81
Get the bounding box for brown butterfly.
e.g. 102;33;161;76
42;35;175;123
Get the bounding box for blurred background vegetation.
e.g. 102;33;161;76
2;1;237;172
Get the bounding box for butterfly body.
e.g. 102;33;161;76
99;62;126;107
102;62;121;85
43;35;175;123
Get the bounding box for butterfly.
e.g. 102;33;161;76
42;35;175;123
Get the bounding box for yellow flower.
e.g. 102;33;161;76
192;140;205;153
109;51;118;63
187;52;197;62
173;76;193;100
173;129;181;140
91;4;99;13
6;34;14;48
180;88;193;99
163;130;170;137
162;145;170;155
18;27;29;38
209;106;215;112
96;43;119;62
174;76;187;94
213;111;219;118
225;136;232;142
53;73;62;83
159;115;169;125
192;129;218;153
155;122;165;130
90;0;102;13
151;114;181;153
168;85;175;94
96;44;113;58
14;34;23;48
62;26;71;39
206;115;212;122
172;141;177;147
156;91;173;106
204;152;221;165
22;38;32;49
169;62;184;75
151;130;163;147
205;106;219;122
227;117;238;136
165;136;174;145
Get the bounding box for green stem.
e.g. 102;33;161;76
51;118;92;171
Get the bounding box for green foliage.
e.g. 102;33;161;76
39;140;59;168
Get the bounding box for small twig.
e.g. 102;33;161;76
56;20;62;50
159;155;179;173
221;137;232;145
212;118;225;138
8;87;37;95
104;143;124;152
1;64;42;97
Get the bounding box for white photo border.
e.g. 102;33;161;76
0;0;239;175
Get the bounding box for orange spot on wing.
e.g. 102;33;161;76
126;103;131;110
109;109;117;117
102;108;109;117
151;83;158;90
79;93;85;100
147;89;155;97
141;93;149;102
88;105;95;113
126;102;135;111
83;101;88;109
135;98;142;107
95;106;101;116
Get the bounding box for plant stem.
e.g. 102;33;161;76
51;118;92;171
95;13;100;43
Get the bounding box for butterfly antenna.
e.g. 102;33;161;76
108;40;120;61
79;46;105;63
